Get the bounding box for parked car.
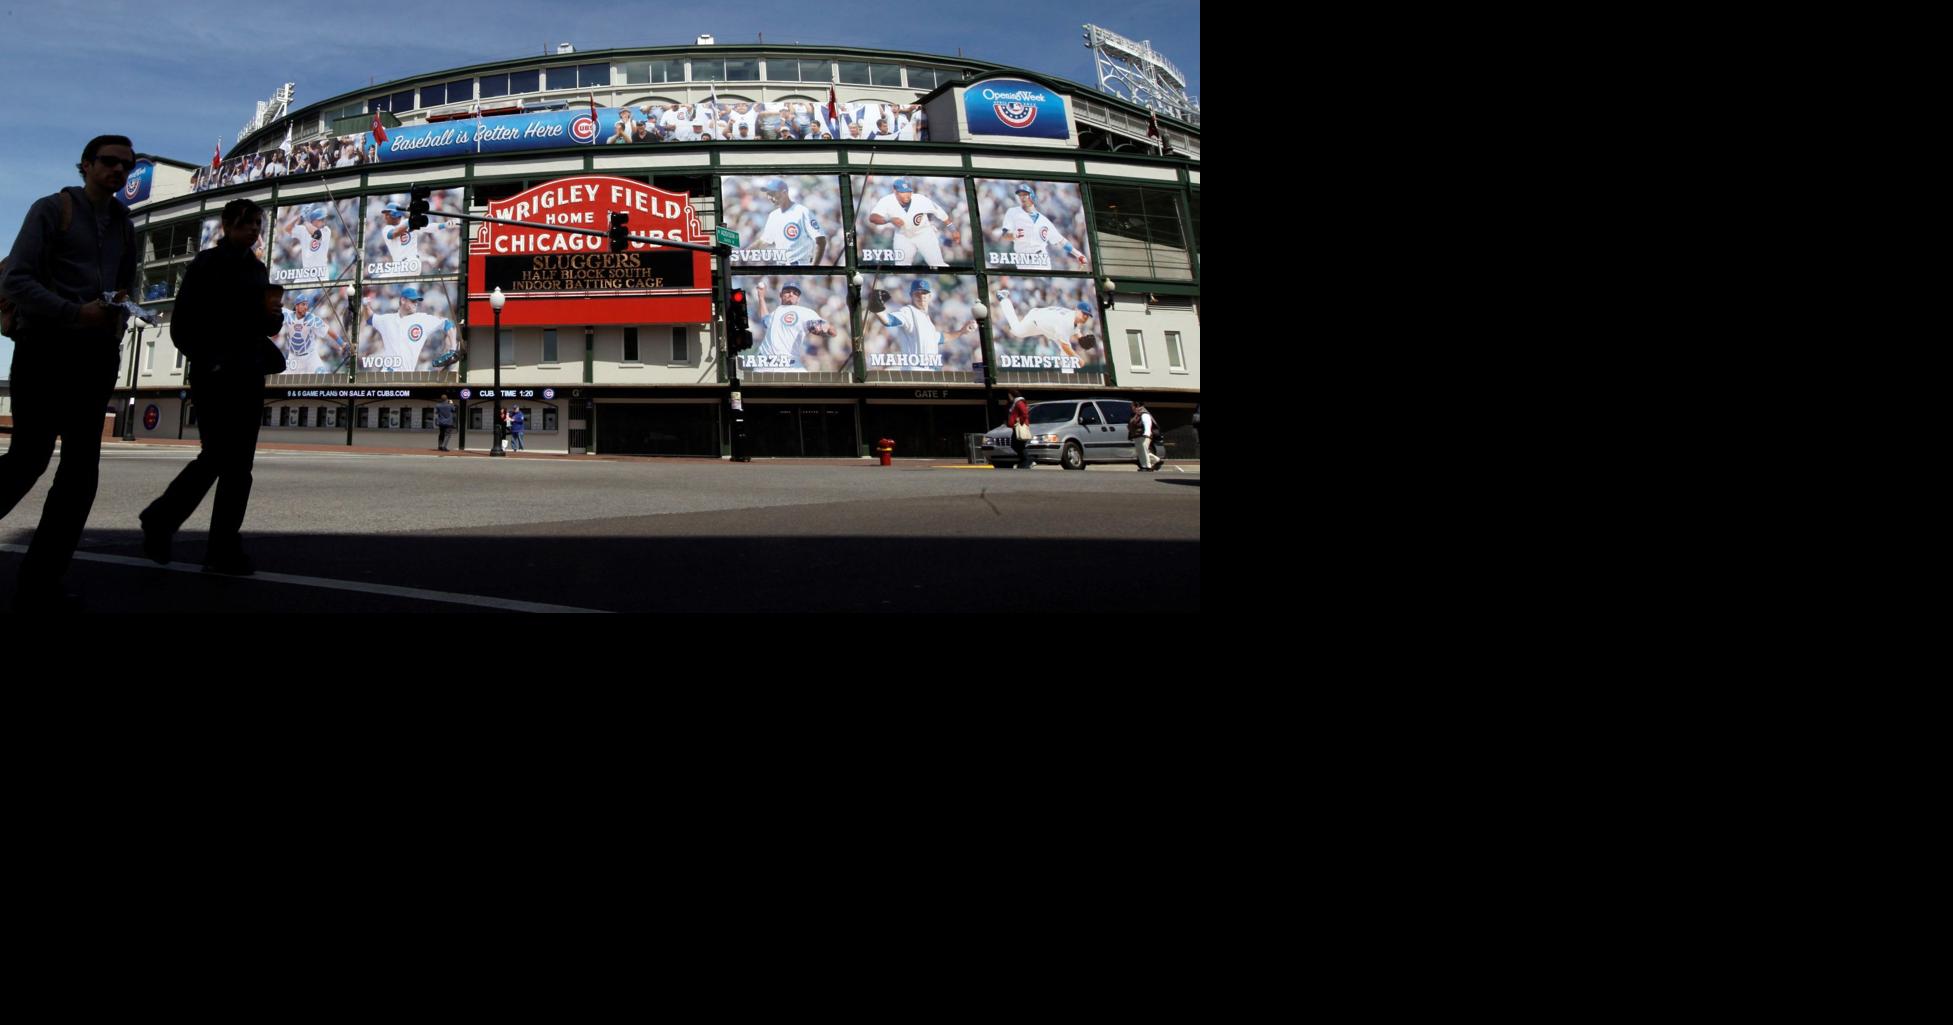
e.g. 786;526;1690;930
982;397;1136;469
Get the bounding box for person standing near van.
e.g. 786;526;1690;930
1130;401;1162;472
1005;389;1033;470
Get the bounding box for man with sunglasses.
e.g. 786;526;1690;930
0;135;139;612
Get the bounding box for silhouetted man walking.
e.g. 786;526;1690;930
0;135;139;612
139;198;284;576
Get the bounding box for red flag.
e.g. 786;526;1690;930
827;86;839;129
1147;109;1160;139
211;138;222;170
371;111;388;144
590;93;599;122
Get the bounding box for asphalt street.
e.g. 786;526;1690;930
0;441;1200;613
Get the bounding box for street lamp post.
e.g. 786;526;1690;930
972;295;995;435
490;287;505;457
121;321;144;440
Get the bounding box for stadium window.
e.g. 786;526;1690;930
1127;330;1148;371
469;407;483;430
725;59;759;81
144;337;156;371
317;406;329;428
796;60;831;82
872;63;901;87
509;69;540;93
480;73;509;98
692;59;725;82
621;60;676;84
368;96;388;113
357;407;369;429
904;67;938;89
542;407;559;432
670;326;688;364
623;326;640;363
546;65;579;90
1166;331;1185;372
421;82;446;106
542;328;559;364
1090;184;1193;282
449;79;472;103
390;89;415;112
582;63;610;87
174;348;185;370
837;61;870;85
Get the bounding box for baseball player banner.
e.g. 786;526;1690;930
974;179;1092;273
962;79;1073;141
356;280;460;374
275;284;354;376
850;175;972;269
985;274;1106;375
362;189;464;280
271;199;358;286
720;175;843;268
859;274;983;374
732;275;853;374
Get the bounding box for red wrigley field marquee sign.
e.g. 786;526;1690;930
467;175;713;326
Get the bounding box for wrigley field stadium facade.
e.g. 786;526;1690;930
114;42;1200;459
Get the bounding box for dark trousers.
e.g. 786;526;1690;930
0;362;113;597
437;424;454;450
142;386;262;554
1012;436;1032;468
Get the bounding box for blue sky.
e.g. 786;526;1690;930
0;1;1198;373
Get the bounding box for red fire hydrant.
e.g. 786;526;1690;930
877;437;896;466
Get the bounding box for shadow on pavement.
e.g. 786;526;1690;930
8;529;1199;613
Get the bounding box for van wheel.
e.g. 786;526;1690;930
1061;441;1085;470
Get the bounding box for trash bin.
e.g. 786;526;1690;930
965;433;987;464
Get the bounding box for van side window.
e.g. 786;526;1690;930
1079;403;1102;426
1099;401;1132;423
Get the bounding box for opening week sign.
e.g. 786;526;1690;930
467;176;713;326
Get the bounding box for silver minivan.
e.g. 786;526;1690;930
982;397;1137;469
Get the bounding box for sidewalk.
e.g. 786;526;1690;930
101;437;1200;469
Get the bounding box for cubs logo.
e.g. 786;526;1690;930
782;310;798;326
309;238;323;252
783;223;802;240
1039;227;1051;243
995;103;1038;130
571;115;598;143
409;324;424;342
911;213;926;228
143;405;160;430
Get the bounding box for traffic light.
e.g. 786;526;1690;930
407;185;431;231
727;288;753;352
608;211;629;253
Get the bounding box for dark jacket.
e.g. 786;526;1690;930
1;186;136;370
172;239;283;390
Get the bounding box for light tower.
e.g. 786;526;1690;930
1083;24;1199;126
